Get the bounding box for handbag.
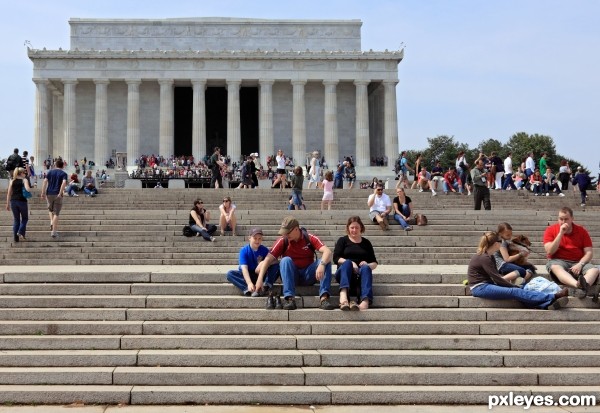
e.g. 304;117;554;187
22;187;32;199
182;225;193;237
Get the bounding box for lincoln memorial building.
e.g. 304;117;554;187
28;18;403;168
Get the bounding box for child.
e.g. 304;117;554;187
290;166;304;210
226;227;280;297
321;170;334;210
493;222;536;285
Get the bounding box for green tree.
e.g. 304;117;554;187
477;138;504;158
505;132;558;169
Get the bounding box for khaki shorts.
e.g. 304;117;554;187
369;210;386;222
546;259;596;279
46;195;64;216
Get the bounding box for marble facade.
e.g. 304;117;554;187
28;18;403;168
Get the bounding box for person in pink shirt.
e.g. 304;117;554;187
321;170;334;210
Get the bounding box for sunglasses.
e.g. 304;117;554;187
223;199;230;202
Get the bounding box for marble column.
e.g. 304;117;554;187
259;79;274;166
292;80;307;168
323;80;339;168
354;80;370;167
62;79;78;167
52;91;63;160
383;80;399;166
226;80;241;162
94;79;110;168
159;79;174;158
191;79;207;163
33;78;50;165
126;79;141;166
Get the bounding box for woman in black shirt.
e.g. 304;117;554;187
6;167;31;242
333;216;378;310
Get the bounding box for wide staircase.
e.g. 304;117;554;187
0;186;599;406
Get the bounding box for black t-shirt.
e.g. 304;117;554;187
393;195;412;208
10;178;27;202
333;235;377;266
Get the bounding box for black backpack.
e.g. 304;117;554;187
182;225;194;237
6;154;22;170
282;227;317;260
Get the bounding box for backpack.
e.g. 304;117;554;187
182;225;193;237
6;154;21;170
282;227;317;259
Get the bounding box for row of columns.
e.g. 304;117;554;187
33;78;399;168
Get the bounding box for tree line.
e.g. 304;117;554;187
401;132;589;174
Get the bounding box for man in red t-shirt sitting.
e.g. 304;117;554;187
257;216;335;310
543;206;599;297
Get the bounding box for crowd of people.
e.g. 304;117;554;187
4;145;599;313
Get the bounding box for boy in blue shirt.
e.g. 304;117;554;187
226;227;280;298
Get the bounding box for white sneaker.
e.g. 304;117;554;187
581;203;586;207
431;190;437;196
545;193;549;197
210;236;216;242
419;188;423;193
73;194;79;197
558;193;565;197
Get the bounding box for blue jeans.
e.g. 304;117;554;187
443;181;462;193
280;256;332;299
532;183;543;195
190;223;217;241
10;200;28;237
226;262;281;294
66;184;78;196
502;173;517;190
499;262;536;277
84;187;98;195
335;260;373;304
291;189;302;206
471;283;555;309
393;204;411;229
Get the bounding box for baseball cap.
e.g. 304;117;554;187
248;227;263;237
278;216;299;235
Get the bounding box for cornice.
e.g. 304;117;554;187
28;48;404;62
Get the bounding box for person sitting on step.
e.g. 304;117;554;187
468;231;569;310
257;216;335;311
226;227;281;299
219;196;237;236
334;216;378;311
368;183;392;231
82;170;98;197
189;198;217;241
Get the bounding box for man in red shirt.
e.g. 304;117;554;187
257;216;334;310
544;207;598;296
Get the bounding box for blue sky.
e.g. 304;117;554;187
2;0;598;171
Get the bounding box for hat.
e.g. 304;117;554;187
278;216;299;235
577;166;583;170
248;227;263;237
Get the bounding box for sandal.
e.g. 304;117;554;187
349;301;360;311
578;274;589;293
339;301;350;311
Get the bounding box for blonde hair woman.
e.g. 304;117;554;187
468;231;568;310
6;167;31;242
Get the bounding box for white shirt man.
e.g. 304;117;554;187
367;185;392;231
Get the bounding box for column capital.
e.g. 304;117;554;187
383;79;399;86
259;79;275;86
191;79;207;88
125;79;141;85
32;78;49;85
158;79;174;86
322;80;339;86
353;80;371;86
62;79;78;85
291;80;307;86
226;80;241;89
94;79;111;85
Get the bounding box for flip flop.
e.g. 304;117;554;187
349;301;360;311
339;301;350;311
